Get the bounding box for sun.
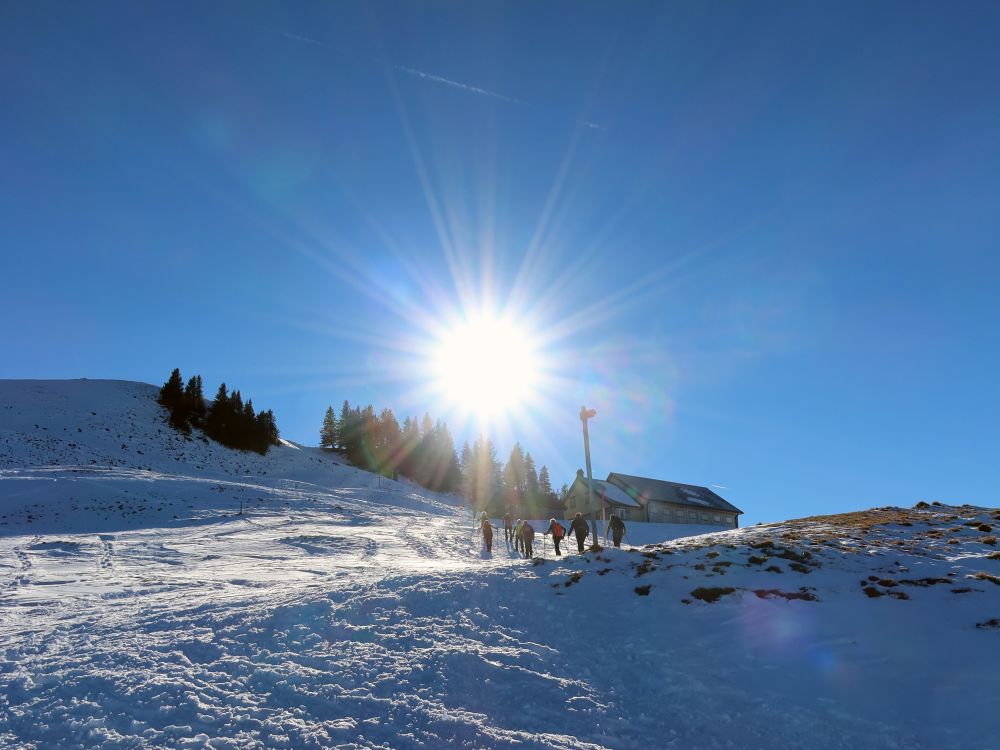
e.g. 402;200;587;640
430;314;541;421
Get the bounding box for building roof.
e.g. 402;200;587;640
565;475;641;512
607;472;743;515
588;478;642;508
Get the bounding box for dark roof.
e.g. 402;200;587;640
607;473;743;515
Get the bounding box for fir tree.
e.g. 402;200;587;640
503;443;527;507
254;409;280;452
184;375;205;426
460;441;473;501
320;406;337;449
205;382;230;442
159;368;184;410
398;416;421;478
538;465;554;500
524;452;539;497
375;408;402;474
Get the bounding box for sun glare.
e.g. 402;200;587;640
431;315;541;421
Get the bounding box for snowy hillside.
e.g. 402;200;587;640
1;380;997;750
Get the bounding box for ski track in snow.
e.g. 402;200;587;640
1;380;998;749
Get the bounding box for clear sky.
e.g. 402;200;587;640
2;1;998;524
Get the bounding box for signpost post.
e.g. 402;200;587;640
579;406;600;550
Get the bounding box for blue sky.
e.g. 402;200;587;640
2;1;998;524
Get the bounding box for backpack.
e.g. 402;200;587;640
522;523;535;540
551;522;564;539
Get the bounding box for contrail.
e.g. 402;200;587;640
392;63;522;104
282;31;521;104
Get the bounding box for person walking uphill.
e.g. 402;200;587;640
520;520;535;558
545;518;565;556
481;516;497;553
569;512;590;553
514;519;525;555
503;513;513;543
607;513;626;548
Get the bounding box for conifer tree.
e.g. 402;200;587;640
524;452;539;497
320;406;337;449
503;443;527;507
398;416;421;478
184;375;205;426
460;441;473;500
376;408;402;474
339;401;357;457
205;382;230;442
159;368;184;410
468;436;501;511
538;465;554;500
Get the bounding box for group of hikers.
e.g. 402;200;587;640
477;510;627;558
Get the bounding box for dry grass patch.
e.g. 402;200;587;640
564;571;584;587
635;560;656;577
794;507;922;532
691;587;736;603
971;572;1000;586
898;577;952;587
753;588;818;602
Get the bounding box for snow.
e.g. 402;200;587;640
2;380;998;749
589;480;640;509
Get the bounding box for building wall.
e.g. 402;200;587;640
648;502;737;527
612;506;645;523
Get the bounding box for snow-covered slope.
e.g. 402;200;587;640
1;380;997;750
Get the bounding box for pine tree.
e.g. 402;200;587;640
184;375;205;426
460;441;473;501
255;409;279;452
468;436;501;512
205;382;230;443
375;408;401;474
320;406;337;449
524;452;539;497
503;443;527;508
339;401;356;456
398;416;421;478
159;368;184;409
538;465;554;499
